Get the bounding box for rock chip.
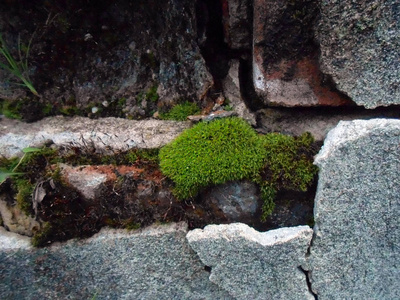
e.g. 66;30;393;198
0;223;232;299
306;119;400;299
187;223;314;299
0;116;191;159
316;0;400;108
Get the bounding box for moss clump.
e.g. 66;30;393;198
0;99;23;119
32;222;53;247
59;106;81;116
160;101;200;121
159;117;267;199
159;117;318;219
146;85;159;102
15;179;35;216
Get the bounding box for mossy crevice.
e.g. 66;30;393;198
159;101;200;121
1;118;318;246
159;117;318;219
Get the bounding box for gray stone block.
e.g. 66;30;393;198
187;223;314;300
0;116;191;158
307;119;400;299
0;223;232;299
316;1;400;108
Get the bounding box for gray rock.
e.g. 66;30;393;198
200;181;259;223
0;227;31;250
222;0;252;49
222;60;256;126
0;116;191;159
256;107;400;141
0;222;232;299
316;0;400;108
306;119;400;299
187;223;314;300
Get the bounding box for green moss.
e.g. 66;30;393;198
59;106;81;116
146;85;159;102
17;147;60;173
0;99;23;119
160;101;200;121
159;117;318;219
159;117;267;199
126;151;139;163
117;97;126;108
32;222;53;247
135;149;159;164
261;132;317;191
41;103;53;116
15;179;35;216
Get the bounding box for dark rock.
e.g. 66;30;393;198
200;181;259;224
0;0;213;116
221;0;252;50
316;0;400;108
256;106;400;141
253;0;352;107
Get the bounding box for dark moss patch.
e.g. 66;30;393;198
160;101;201;121
15;179;35;216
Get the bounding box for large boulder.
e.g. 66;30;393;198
0;223;232;299
316;0;400;108
187;223;314;299
253;0;351;107
306;119;400;298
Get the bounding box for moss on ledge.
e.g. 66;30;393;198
159;117;318;219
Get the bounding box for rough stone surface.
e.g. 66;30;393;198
0;195;40;236
0;116;191;158
307;119;400;299
316;0;400;108
60;164;113;200
187;223;314;300
257;107;400;141
253;0;351;107
0;227;31;250
0;0;213;115
0;222;232;299
200;181;259;224
222;60;256;126
221;0;252;49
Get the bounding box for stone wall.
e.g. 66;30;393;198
1;119;399;299
1;0;399;298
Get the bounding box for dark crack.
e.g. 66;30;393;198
298;266;318;300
